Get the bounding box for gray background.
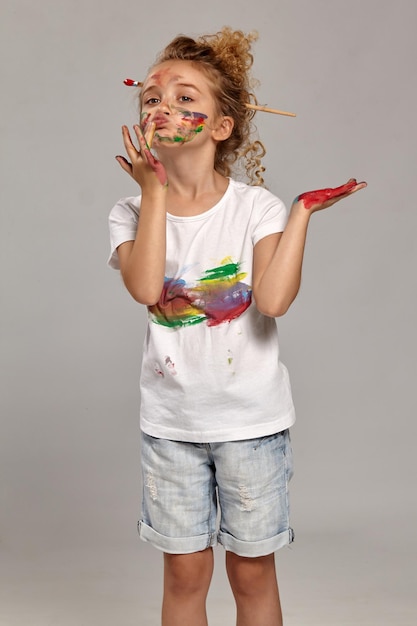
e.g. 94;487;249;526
1;0;416;624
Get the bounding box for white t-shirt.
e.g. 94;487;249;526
108;178;296;442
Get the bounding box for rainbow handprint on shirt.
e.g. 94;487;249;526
149;258;252;328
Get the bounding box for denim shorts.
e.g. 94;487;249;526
138;430;294;558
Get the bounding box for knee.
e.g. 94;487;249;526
164;549;214;596
226;553;277;597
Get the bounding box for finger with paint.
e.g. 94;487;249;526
134;125;168;187
145;122;156;149
295;178;367;211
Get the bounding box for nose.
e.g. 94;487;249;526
157;99;174;114
157;93;175;115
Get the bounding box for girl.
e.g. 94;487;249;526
108;27;366;626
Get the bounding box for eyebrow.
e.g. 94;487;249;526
142;81;202;97
175;83;201;92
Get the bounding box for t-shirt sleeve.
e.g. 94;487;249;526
252;189;289;246
107;196;140;269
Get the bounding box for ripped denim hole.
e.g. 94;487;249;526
238;485;253;512
146;472;158;501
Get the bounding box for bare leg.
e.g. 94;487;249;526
162;548;214;626
226;552;283;626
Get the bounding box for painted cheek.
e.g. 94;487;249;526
149;105;208;144
161;109;208;143
181;109;207;121
180;111;207;132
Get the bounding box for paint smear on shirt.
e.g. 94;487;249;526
227;349;236;375
165;356;177;376
149;258;252;328
154;363;164;377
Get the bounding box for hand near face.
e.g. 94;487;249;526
116;123;168;188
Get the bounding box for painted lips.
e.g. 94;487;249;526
152;113;170;128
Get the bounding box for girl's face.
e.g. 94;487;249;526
140;60;221;146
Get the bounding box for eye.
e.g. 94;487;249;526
144;97;160;105
179;95;193;102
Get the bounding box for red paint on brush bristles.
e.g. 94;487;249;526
124;78;142;87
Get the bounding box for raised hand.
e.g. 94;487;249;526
116;123;168;188
294;178;367;212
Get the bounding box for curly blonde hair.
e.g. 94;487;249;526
149;27;266;186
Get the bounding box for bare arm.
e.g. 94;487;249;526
115;124;168;305
252;178;367;317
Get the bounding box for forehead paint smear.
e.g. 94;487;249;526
148;68;173;85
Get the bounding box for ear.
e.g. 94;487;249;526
211;116;234;141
